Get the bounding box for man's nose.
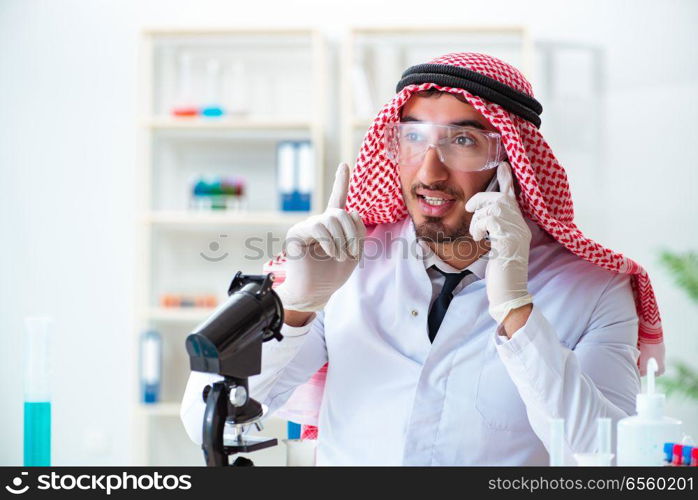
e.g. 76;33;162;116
416;146;449;185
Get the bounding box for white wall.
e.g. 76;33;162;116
1;0;696;465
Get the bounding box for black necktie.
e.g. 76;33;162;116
427;267;473;343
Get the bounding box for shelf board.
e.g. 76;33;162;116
351;25;526;35
144;27;317;37
146;116;313;130
146;210;311;226
137;402;180;417
148;307;214;323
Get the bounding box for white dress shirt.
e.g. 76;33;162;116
181;216;641;465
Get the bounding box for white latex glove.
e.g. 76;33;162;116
465;161;533;324
274;163;366;312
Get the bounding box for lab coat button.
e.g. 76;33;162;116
410;309;419;317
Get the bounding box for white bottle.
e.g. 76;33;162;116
616;357;682;465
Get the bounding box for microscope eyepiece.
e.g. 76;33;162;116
185;272;284;379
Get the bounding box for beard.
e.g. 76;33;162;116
411;211;487;263
403;181;472;243
411;212;485;263
412;215;471;243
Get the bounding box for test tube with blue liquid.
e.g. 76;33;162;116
24;317;52;466
201;58;224;117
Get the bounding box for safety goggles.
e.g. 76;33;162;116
384;122;505;172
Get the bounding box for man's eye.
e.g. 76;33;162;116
404;132;424;142
453;135;476;147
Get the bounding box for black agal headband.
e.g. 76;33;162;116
396;63;543;128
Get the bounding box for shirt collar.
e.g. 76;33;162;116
417;239;488;279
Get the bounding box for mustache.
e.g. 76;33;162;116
410;182;463;200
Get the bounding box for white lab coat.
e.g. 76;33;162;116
181;216;641;465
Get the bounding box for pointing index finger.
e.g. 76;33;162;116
327;162;350;210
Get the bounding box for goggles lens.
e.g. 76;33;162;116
384;122;504;172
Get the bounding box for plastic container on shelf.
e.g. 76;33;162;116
222;176;246;212
172;52;198;117
160;293;218;308
190;177;213;210
201;58;224;117
189;175;247;212
208;178;225;210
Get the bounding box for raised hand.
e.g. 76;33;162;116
275;163;367;312
465;161;533;323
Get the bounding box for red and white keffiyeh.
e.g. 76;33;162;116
266;52;665;434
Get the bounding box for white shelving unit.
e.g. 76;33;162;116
133;28;327;466
130;25;538;466
340;26;534;162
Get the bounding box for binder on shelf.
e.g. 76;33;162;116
277;140;313;212
140;330;162;404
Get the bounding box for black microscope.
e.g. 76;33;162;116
185;272;284;466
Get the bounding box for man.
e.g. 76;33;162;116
181;52;665;465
